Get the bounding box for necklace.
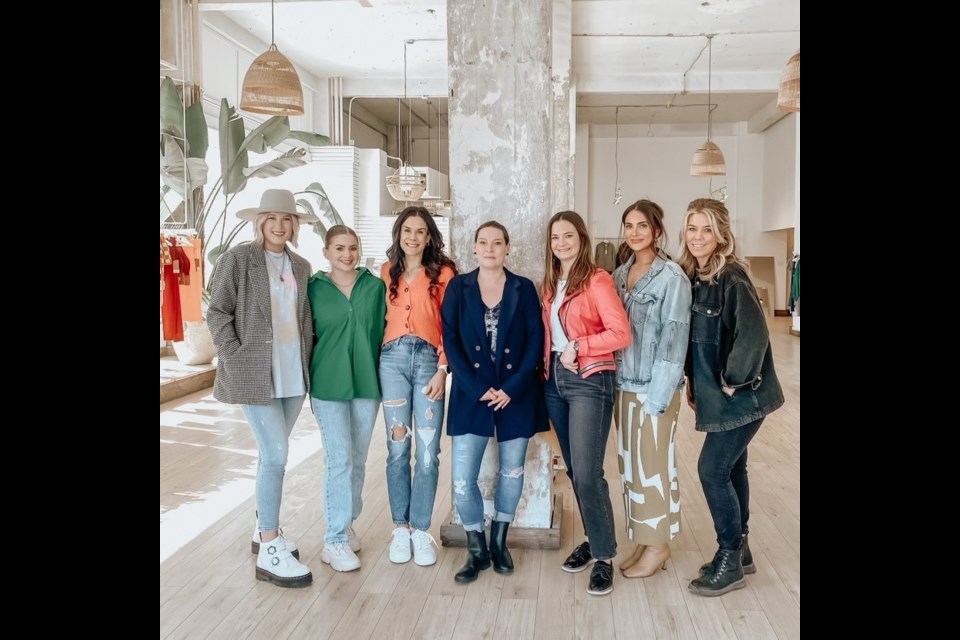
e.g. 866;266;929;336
266;251;288;282
330;272;357;288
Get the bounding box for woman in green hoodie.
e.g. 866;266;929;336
308;225;386;572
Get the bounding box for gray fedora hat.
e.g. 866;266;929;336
236;189;319;223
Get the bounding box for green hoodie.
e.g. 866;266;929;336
308;267;386;401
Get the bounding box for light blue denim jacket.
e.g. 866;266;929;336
613;254;692;415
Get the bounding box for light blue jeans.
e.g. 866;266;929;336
242;395;305;531
378;335;445;531
311;398;380;545
452;434;530;531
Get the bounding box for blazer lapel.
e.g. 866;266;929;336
495;270;520;368
463;271;488;352
249;247;272;322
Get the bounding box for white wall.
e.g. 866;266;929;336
761;114;797;232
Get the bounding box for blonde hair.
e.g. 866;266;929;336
676;198;748;281
252;211;301;248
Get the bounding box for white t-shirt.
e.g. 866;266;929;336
264;249;305;398
550;279;570;353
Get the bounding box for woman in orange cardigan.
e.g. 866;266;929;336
379;206;458;567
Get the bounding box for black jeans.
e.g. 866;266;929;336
544;354;617;560
698;418;764;550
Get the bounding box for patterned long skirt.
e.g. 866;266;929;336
615;388;683;544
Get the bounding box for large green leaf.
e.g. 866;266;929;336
242;148;308;180
219;99;249;195
160;133;209;196
184;102;209;159
245;117;291;154
159;77;184;137
288;130;332;146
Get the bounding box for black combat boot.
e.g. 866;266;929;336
699;533;755;575
689;548;746;597
454;530;491;583
489;521;514;574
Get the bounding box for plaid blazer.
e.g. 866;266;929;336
207;243;313;405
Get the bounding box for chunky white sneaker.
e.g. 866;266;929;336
411;530;438;566
389;527;412;564
346;526;361;552
321;541;361;572
255;537;312;588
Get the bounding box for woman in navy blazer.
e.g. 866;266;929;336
441;221;549;583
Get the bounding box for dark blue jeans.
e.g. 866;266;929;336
544;354;617;560
698;418;763;550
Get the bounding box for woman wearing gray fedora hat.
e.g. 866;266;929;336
207;188;319;589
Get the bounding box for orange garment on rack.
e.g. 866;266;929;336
178;238;203;322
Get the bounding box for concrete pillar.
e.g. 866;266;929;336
443;0;562;541
447;0;552;281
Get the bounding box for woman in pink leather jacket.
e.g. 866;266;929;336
540;210;630;597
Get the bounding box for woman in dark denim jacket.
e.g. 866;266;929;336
679;198;784;597
612;200;691;579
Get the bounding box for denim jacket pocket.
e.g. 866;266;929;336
691;302;721;345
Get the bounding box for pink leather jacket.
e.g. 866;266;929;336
541;268;631;379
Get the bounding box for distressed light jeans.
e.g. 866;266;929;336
452;434;529;531
241;395;305;531
378;335;445;531
544;353;618;560
311;398;380;545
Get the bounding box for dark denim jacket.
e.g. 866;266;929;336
685;263;784;432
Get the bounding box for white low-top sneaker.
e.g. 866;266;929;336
411;530;438;566
255;538;312;588
321;541;361;572
389;527;412;564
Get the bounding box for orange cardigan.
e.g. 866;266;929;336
381;263;455;366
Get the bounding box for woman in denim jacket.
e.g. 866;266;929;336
679;198;784;597
612;200;691;579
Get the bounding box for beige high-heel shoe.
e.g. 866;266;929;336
619;544;646;572
622;543;670;578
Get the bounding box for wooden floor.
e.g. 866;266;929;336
160;318;799;640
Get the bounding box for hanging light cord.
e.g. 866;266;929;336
707;35;713;142
270;0;275;45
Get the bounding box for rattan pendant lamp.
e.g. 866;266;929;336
777;49;800;112
690;35;726;177
386;41;426;202
239;0;304;116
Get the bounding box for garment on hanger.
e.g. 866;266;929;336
789;254;800;313
161;236;191;341
595;240;616;273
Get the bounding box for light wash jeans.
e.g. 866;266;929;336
378;335;445;531
311;398;380;545
452;434;529;531
242;395;305;531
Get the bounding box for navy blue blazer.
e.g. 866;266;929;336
441;268;549;441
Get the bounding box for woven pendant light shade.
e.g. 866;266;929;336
690;36;726;177
690;141;727;176
777;49;800;112
240;44;304;116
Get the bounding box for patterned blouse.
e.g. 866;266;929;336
484;302;502;362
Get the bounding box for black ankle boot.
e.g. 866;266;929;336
689;548;746;597
455;530;491;583
699;533;755;576
489;521;514;574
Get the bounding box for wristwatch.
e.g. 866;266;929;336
572;340;579;353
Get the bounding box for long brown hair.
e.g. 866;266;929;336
541;211;596;302
676;198;749;281
621;199;667;255
386;207;458;302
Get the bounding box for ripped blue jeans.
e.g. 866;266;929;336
452;434;529;531
379;335;444;531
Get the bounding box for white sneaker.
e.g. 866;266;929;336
255;537;312;588
321;541;361;572
411;530;438;566
389;527;412;564
346;526;361;552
